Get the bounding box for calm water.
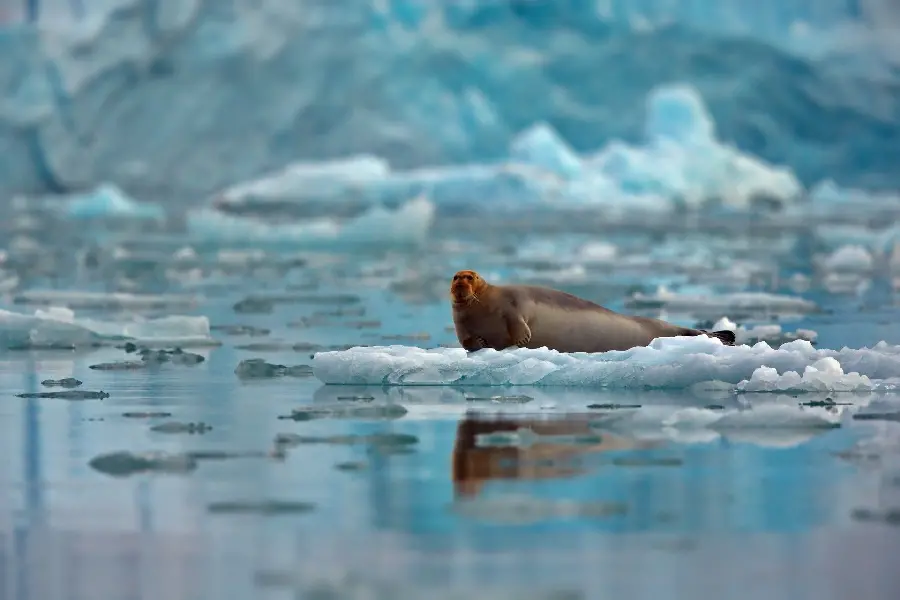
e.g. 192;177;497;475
2;211;900;600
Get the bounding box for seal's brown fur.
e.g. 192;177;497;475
450;270;736;353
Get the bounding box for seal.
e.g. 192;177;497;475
449;269;736;353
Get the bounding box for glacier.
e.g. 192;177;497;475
2;0;900;201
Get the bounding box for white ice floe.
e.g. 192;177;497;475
212;155;391;209
0;306;217;350
625;287;818;315
13;290;199;311
736;358;873;393
818;244;874;273
186;195;435;248
312;336;900;389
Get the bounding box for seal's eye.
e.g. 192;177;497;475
452;275;459;281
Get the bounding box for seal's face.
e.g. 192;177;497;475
450;270;485;305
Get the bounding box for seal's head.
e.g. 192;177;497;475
450;270;487;306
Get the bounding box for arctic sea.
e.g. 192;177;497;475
2;1;900;599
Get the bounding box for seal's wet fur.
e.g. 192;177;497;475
450;270;736;353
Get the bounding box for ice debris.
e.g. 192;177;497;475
60;184;165;221
0;306;216;350
235;358;314;379
819;245;874;273
41;377;83;388
312;337;900;388
186;195;434;248
626;288;818;315
278;403;408;421
14;290;198;311
736;358;873;393
16;390;109;400
150;422;213;434
207;501;316;515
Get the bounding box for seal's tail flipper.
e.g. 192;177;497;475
702;329;736;346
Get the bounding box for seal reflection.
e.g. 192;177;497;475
451;415;652;497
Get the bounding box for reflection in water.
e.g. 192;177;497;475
451;415;653;497
2;365;900;598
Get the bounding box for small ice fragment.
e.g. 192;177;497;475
17;390;109;400
40;377;82;388
149;421;213;434
235;358;314;379
207;500;316;515
89;451;197;477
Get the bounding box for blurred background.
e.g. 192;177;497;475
2;1;900;599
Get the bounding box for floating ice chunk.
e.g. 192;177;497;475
312;338;900;388
62;184;165;220
626;287;818;315
14;290;198;311
820;244;874;273
736;358;874;393
0;271;20;293
213;155;391;210
363;163;566;209
711;317;738;332
577;241;619;263
187;196;435;248
0;306;216;350
508;122;582;178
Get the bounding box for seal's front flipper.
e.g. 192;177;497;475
461;335;488;352
506;316;532;348
703;329;736;346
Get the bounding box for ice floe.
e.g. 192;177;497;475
186;195;435;248
59;184;165;221
625;287;818;316
311;336;900;389
13;290;199;311
736;358;873;393
0;305;216;350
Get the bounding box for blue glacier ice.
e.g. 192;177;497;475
1;0;899;200
208;84;803;215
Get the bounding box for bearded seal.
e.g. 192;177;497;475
450;269;736;353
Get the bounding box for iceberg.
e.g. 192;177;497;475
205;85;802;215
186;195;435;248
0;305;217;350
1;0;897;201
311;337;900;388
